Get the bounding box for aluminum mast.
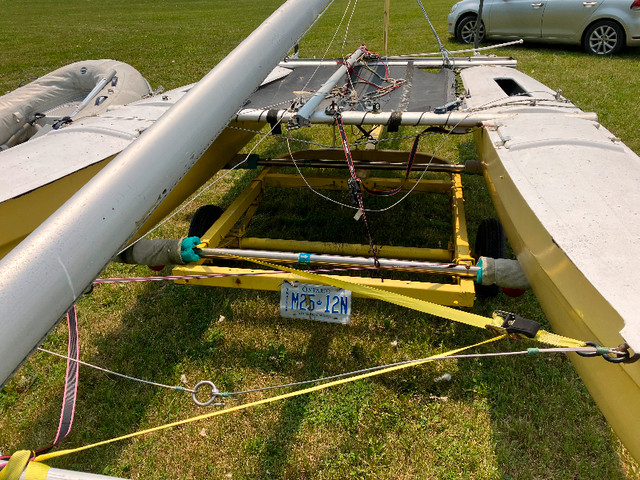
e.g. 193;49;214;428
0;0;331;387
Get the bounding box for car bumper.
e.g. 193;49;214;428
627;36;640;46
447;12;456;35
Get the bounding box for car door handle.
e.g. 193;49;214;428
531;2;544;7
582;1;597;5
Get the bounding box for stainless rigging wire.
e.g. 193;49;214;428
39;343;605;402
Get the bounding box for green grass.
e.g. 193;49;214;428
1;0;640;479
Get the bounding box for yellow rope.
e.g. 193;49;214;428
19;254;584;465
34;335;504;463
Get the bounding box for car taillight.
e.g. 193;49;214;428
632;0;640;10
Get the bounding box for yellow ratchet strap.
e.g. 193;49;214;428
34;335;503;463
227;255;586;349
0;451;49;480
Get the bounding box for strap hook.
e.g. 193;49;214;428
576;341;636;363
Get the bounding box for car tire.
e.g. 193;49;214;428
583;20;624;55
455;15;485;44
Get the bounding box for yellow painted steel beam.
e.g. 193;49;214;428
450;174;475;266
263;174;451;193
172;265;475;307
200;167;273;247
178;157;478;313
235;237;452;261
360;125;385;179
365;126;386;151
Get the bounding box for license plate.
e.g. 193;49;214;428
279;282;351;324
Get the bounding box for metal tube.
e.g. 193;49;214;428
383;0;390;57
0;0;332;387
246;158;468;173
236;108;488;127
238;238;452;261
198;247;479;276
474;0;486;51
279;57;517;68
70;69;117;119
293;46;365;127
234;108;598;126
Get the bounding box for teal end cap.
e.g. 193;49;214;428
596;346;611;355
181;236;202;263
298;252;311;265
220;392;231;397
476;257;483;284
175;386;186;392
527;347;540;355
247;153;260;169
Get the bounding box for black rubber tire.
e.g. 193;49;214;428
188;205;224;238
474;218;506;298
455;14;485;44
583;20;624;55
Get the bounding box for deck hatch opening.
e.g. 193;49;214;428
494;77;531;97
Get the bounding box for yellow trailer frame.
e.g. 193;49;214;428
173;153;476;307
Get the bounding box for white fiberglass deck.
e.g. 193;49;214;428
461;65;640;351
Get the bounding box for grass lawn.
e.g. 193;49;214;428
1;1;640;478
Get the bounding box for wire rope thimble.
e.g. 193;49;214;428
191;380;225;407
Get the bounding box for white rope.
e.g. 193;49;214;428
415;0;454;67
341;0;360;59
38;342;603;400
279;89;575;214
301;0;355;97
392;39;524;57
282;118;459;213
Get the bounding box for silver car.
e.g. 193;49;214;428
447;0;640;54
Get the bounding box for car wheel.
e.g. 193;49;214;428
455;15;485;44
583;20;624;55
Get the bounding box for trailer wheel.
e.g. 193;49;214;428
474;218;506;298
188;205;224;238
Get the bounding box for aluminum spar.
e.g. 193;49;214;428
0;0;332;387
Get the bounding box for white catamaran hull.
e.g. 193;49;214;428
461;65;640;461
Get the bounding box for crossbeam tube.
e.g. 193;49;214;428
198;247;479;276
